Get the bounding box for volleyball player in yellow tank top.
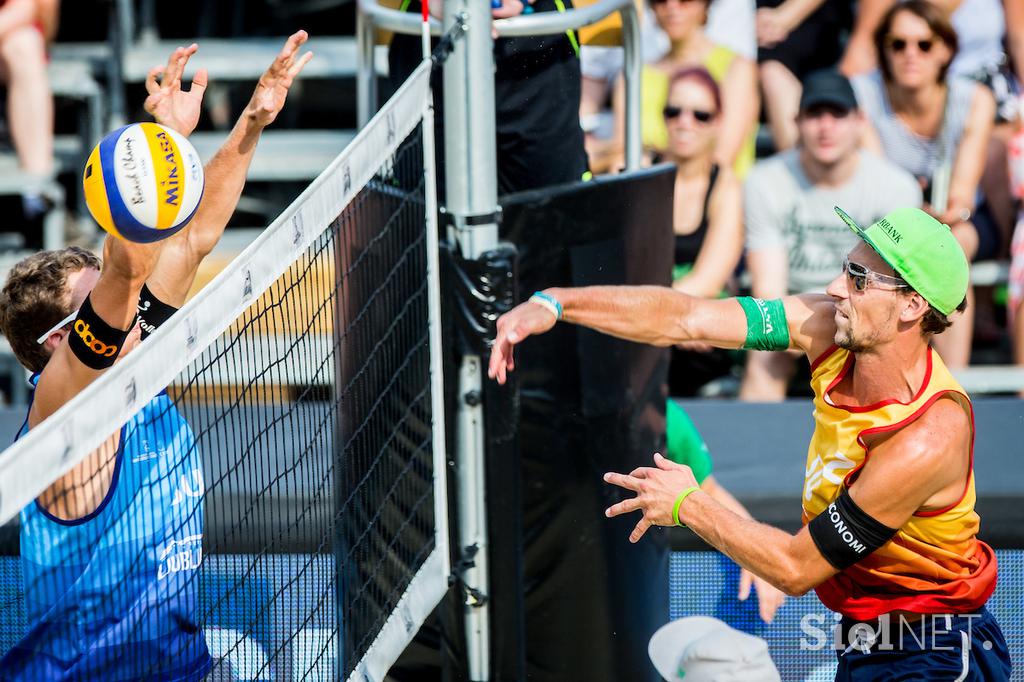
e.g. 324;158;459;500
488;206;1010;680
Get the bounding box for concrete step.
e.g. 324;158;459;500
52;37;389;83
190;130;355;182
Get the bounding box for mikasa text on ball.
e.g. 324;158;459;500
83;122;204;243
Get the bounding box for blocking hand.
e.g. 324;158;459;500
145;44;208;137
245;30;314;129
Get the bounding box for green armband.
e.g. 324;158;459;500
737;297;790;351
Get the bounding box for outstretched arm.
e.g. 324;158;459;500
604;398;971;596
145;30;313;308
488;286;837;384
701;475;786;623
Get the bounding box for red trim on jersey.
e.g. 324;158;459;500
809;344;839;372
825;347;934;413
843;387;976;517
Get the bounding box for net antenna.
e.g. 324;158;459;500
0;59;447;681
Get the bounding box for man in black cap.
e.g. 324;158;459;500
739;68;923;401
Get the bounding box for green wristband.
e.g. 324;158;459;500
672;486;701;527
737;296;790;351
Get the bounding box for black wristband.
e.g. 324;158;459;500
808;491;898;571
66;295;135;370
137;284;179;341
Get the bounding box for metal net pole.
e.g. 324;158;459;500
441;0;498;678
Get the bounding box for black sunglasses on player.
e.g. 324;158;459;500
886;36;936;53
662;105;715;124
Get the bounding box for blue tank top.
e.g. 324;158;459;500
0;377;212;681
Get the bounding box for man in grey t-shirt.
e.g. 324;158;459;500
740;70;921;400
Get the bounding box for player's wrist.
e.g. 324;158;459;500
672;485;703;527
529;290;563;321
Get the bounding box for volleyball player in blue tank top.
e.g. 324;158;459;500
0;32;312;681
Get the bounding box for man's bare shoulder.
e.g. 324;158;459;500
784;293;836;359
871;395;971;470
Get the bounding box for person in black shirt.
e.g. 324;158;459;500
388;0;589;195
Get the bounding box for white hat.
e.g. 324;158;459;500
648;616;782;682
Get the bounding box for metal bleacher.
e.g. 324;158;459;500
0;1;370;404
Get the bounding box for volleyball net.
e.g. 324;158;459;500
0;60;447;681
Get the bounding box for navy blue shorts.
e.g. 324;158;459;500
835;607;1011;681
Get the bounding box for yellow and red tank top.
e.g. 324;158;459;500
802;345;997;620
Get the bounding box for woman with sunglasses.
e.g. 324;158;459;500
656;67;786;622
842;0;1024;269
851;0;995;367
665;68;743;300
612;0;759;176
659;68;744;397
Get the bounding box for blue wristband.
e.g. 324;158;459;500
530;291;563;319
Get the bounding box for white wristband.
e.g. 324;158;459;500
529;294;561;321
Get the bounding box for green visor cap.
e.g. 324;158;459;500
834;206;968;316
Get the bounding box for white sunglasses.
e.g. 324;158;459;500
36;309;79;345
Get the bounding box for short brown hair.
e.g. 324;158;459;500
874;0;958;83
0;247;101;373
920;296;967;336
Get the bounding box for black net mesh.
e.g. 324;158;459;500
0;123;438;681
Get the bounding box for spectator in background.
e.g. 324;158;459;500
0;0;57;237
1009;127;1024;392
660;68;744;395
579;0;755;173
756;0;852;151
852;0;994;367
612;0;759;176
390;0;588;194
665;68;742;298
841;0;1024;258
740;70;921;401
842;0;1024;86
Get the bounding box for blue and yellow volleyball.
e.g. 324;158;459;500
83;122;204;243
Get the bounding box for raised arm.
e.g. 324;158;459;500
31;237;163;426
487;285;837;384
938;85;995;226
144;31;313;308
839;0;894;76
604;397;971;596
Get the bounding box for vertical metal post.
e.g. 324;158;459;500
356;6;378;128
422;10;452;607
106;0;128;128
443;0;497;677
620;2;642;170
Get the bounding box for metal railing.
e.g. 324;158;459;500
355;0;643;170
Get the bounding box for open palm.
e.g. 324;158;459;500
246;30;314;128
144;44;208;137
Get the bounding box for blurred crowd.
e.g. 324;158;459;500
579;0;1024;397
1;0;1023;397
